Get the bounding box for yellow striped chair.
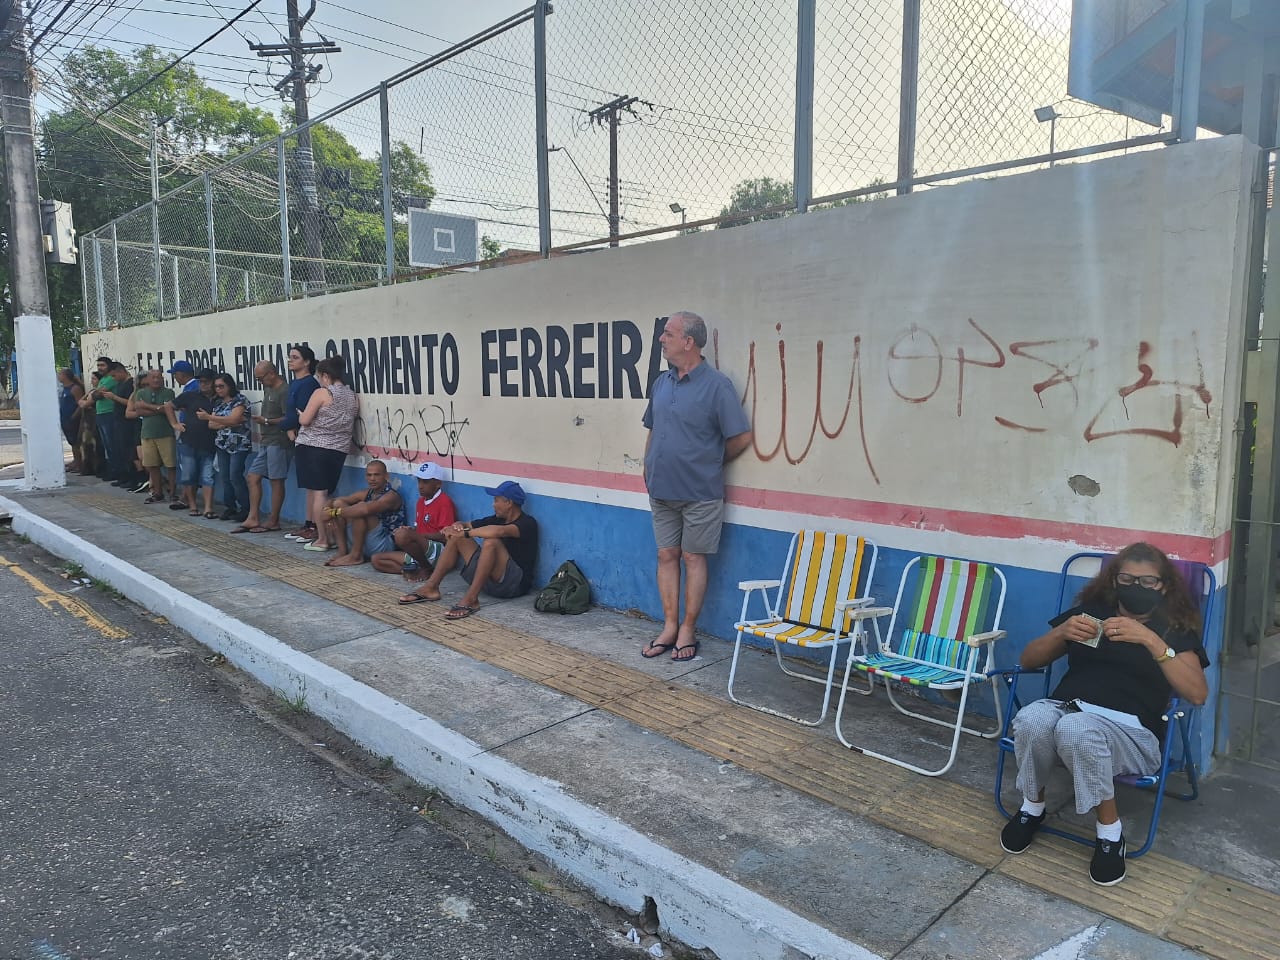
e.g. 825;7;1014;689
728;530;879;726
836;555;1007;776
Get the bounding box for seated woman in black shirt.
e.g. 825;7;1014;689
999;542;1208;886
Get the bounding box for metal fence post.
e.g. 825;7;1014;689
110;222;122;324
534;0;552;257
898;0;921;195
278;136;292;296
205;173;218;309
379;82;395;280
794;0;816;213
152;200;163;320
1171;0;1204;141
172;255;181;317
92;237;107;330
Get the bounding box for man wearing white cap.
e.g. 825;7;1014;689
371;461;457;581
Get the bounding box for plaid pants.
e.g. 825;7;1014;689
1012;699;1161;815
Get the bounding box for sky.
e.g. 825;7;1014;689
33;0;1150;252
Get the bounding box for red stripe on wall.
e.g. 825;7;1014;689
366;448;1231;565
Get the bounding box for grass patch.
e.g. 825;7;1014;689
274;682;309;715
60;560;85;579
91;578;123;599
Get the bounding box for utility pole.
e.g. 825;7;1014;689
251;0;339;292
588;95;638;248
0;0;63;488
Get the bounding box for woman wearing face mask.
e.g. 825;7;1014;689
998;542;1208;887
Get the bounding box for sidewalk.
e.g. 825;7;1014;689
4;476;1279;960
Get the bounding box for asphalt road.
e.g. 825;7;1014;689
0;529;642;960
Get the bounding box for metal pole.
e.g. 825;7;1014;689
205;173;218;309
172;255;180;317
278;136;292;296
1;0;62;488
534;0;551;257
897;0;921;195
608;107;620;246
1171;0;1204;141
151;120;164;319
794;0;816;213
1049;116;1057;167
110;221;122;322
379;82;395;280
92;238;107;329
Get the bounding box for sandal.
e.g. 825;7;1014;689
641;640;676;659
398;593;437;605
672;641;701;662
144;495;165;504
169;502;188;511
445;604;480;620
203;511;217;519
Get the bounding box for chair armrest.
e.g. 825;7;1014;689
847;605;894;620
965;629;1006;648
835;597;874;610
738;579;781;591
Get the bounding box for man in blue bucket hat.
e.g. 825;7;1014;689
397;479;539;620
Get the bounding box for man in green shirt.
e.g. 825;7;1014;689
92;358;118;482
129;368;177;503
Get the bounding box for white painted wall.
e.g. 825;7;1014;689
85;136;1255;567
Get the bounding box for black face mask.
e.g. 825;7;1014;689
1116;583;1162;616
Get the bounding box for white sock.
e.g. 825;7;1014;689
1020;799;1046;817
1096;819;1123;842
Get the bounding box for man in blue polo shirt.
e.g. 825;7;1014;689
641;310;752;662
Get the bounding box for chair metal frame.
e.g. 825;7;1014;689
728;530;878;727
992;552;1214;858
835;555;1008;777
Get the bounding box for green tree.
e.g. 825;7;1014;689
716;177;794;229
481;235;502;260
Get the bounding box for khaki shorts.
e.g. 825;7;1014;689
140;435;177;468
650;498;725;554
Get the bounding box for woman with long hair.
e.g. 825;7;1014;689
198;372;252;522
57;368;85;472
293;355;359;553
999;542;1208;887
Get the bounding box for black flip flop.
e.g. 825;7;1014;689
397;593;436;605
672;641;701;662
641;641;676;659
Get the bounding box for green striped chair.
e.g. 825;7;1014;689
836;554;1007;776
728;530;879;726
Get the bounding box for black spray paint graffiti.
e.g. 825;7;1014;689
352;401;471;465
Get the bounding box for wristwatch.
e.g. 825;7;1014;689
1155;646;1177;662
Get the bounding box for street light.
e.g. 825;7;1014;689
669;202;687;226
1034;105;1060;167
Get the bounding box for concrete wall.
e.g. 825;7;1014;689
84;135;1257;769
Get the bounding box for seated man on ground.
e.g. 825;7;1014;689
371;461;456;581
999;541;1208;887
320;459;405;567
398;480;538;620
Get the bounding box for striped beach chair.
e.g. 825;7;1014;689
836;555;1007;776
728;530;879;726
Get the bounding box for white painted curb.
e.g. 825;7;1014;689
2;495;878;960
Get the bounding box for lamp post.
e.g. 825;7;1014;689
669;202;687;226
1034;105;1060;167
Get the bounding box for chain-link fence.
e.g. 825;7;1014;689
80;0;1194;328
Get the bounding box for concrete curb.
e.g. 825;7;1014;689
2;495;878;960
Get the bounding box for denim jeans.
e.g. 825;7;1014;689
178;443;216;490
216;447;250;516
96;418;116;476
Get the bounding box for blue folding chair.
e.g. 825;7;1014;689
992;552;1213;858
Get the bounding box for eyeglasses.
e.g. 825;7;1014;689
1116;573;1162;589
215;383;229;389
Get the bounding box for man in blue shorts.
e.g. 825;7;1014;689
641;311;752;661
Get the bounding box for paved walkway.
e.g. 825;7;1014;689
3;477;1279;960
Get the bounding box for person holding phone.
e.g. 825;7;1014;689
998;542;1208;886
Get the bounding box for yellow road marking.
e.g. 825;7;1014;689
0;554;129;639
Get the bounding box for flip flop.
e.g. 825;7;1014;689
203;511;217;519
445;604;479;620
229;526;253;534
641;640;676;659
398;593;437;605
257;525;281;532
143;495;166;504
672;641;701;662
169;502;188;511
189;510;201;517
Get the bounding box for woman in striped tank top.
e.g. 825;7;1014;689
295;355;360;552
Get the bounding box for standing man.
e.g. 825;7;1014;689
641;311;752;662
128;369;177;504
279;345;321;543
91;357;116;482
237;360;291;533
371;461;457;581
166;360;200;509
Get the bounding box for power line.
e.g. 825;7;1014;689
56;0;266;139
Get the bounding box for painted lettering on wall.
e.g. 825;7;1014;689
479;319;665;399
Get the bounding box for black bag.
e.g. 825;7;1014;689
534;559;591;614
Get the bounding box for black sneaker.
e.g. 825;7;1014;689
1000;810;1045;854
1090;834;1127;886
